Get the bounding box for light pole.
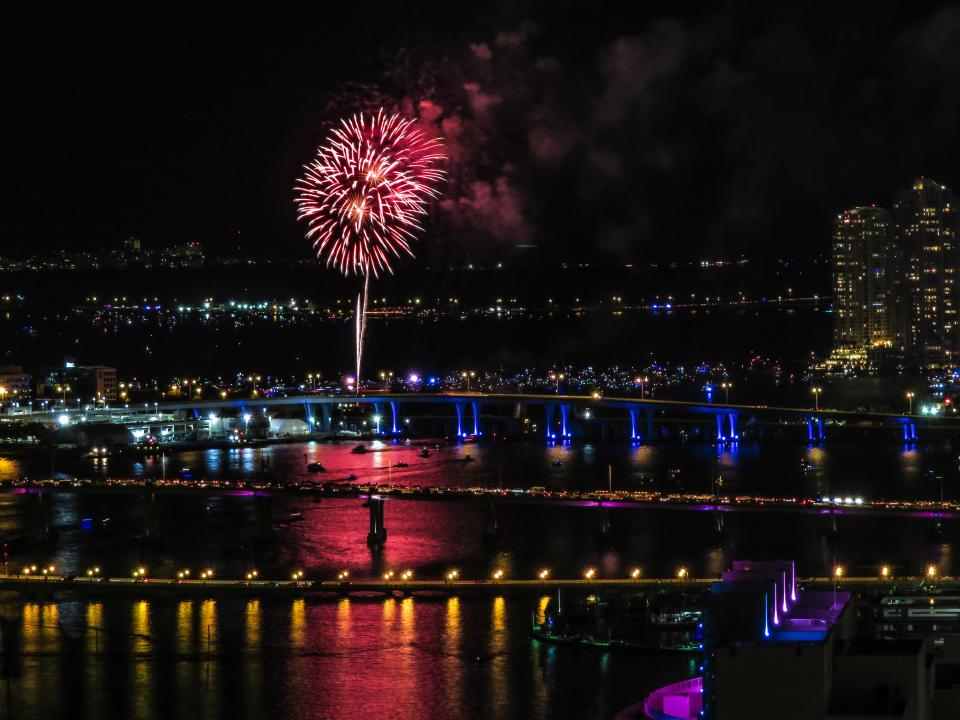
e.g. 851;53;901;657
812;386;822;411
721;382;732;404
461;370;475;391
906;391;915;415
635;376;649;398
549;372;565;394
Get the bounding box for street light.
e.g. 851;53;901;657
634;376;649;398
583;567;596;581
548;372;565;394
926;564;937;579
880;564;891;580
445;569;459;583
630;567;642;581
812;386;823;411
492;568;504;581
721;382;732;404
461;370;476;391
676;567;688;580
906;391;915;415
833;564;844;579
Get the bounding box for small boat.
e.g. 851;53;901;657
289;512;305;522
351;445;368;454
552;459;563;467
419;448;432;458
394;461;409;468
307;462;326;473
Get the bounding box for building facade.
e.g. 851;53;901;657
893;178;959;370
39;364;118;403
832;206;895;360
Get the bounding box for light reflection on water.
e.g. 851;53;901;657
6;593;689;719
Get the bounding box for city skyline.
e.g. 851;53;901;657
2;5;960;720
829;177;959;371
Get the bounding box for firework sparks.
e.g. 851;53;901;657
295;109;445;277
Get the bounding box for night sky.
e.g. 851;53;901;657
8;2;960;265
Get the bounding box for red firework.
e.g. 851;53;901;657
294;109;445;276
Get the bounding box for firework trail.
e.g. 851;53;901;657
295;109;445;390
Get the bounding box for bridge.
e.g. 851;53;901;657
16;391;957;444
2;573;957;598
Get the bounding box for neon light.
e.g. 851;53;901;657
763;593;771;638
773;583;779;625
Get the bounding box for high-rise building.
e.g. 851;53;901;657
893;178;959;370
831;207;895;359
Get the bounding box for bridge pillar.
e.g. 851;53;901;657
373;403;383;434
807;417;825;442
24;491;51;543
715;414;725;441
560;404;572;438
728;413;739;441
390;401;401;434
367;496;387;550
320;403;333;432
629;408;640;441
255;495;273;541
545;404;556;439
142;491;160;540
482;499;499;543
597;502;611;541
903;422;918;442
471;401;481;436
455;403;465;437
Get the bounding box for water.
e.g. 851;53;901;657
0;594;695;720
1;438;958;718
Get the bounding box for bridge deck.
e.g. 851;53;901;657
1;575;956;596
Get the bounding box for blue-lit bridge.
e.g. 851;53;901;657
18;391;958;443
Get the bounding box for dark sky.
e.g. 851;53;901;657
7;1;960;265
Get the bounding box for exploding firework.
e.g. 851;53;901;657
295;109;444;393
295;109;445;277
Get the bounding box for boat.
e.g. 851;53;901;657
394;461;409;468
351;445;368;454
306;462;326;473
419;448;432;458
552;459;563;467
289;512;305;522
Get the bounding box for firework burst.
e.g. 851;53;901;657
295;109;445;277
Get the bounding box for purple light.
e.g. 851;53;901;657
782;571;789;613
772;583;779;625
764;593;771;638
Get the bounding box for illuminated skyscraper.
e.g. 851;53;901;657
831;206;894;364
893;178;959;370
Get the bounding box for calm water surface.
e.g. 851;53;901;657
0;438;957;718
